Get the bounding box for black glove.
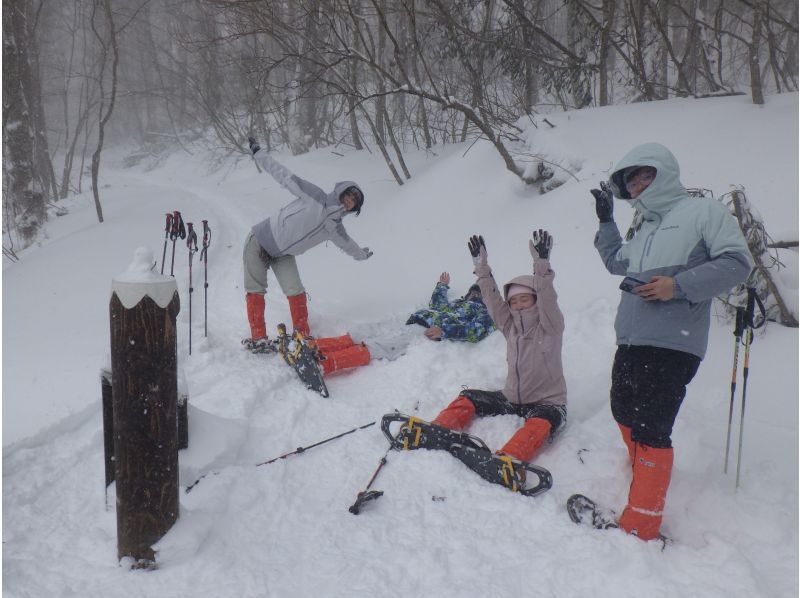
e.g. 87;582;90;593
467;235;487;267
530;229;553;260
590;181;614;223
248;136;261;155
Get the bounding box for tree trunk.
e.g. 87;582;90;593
749;0;766;105
383;105;410;180
599;0;617;105
3;0;47;245
90;0;121;224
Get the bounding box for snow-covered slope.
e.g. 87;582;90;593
3;93;797;598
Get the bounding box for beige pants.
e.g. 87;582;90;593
243;232;305;296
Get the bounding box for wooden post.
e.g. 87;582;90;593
101;368;114;489
110;247;180;568
177;390;189;451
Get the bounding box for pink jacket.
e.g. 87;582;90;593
475;258;567;407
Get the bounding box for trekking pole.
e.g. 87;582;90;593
200;220;211;337
169;210;186;277
349;446;391;515
723;306;746;474
256;421;376;467
735;288;757;489
186;222;198;355
185;420;377;493
160;213;173;275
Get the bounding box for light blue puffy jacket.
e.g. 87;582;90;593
595;143;753;359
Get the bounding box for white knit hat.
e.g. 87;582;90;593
505;283;534;300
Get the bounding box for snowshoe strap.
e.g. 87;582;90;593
498;455;520;492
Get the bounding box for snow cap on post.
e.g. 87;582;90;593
111;247;178;309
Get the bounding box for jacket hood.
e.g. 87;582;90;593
608;143;688;218
503;275;535;301
329;180;363;216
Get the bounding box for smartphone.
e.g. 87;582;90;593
619;276;648;293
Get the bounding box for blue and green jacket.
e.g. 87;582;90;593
407;283;495;342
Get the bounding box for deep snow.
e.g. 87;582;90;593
3;93;798;598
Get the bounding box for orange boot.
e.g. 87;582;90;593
618;423;635;464
246;293;267;340
288;293;310;336
313;334;355;353
499;418;551;462
618;443;673;541
432;396;476;431
319;344;371;375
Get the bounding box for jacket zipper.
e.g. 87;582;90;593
515;316;524;404
281;205;341;254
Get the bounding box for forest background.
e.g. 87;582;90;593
3;0;798;256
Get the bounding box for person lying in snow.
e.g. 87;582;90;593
589;142;752;541
405;272;495;342
241;136;372;352
406;231;567;464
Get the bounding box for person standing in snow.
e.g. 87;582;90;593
242;137;372;351
590;142;752;541
407;231;567;465
405;272;495;342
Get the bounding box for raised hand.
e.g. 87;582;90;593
590;181;614;223
530;229;553;260
467;235;487;267
248;136;261;155
355;247;373;261
439;272;450;285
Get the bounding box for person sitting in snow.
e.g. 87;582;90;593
242;136;372;352
405;272;495;342
587;142;752;541
407;231;567;465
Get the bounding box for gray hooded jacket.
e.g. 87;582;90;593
251;152;368;260
595;142;752;359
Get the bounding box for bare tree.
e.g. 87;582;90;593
3;0;48;247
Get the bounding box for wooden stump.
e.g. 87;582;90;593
110;269;180;567
101;368;114;489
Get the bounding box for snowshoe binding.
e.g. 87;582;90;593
276;323;330;397
449;443;553;497
380;412;488;453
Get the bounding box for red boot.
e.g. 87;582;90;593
319;344;371;375
499;418;551;462
288;293;310;336
313;334;355;353
245;293;267;340
432;396;476;431
618;443;673;541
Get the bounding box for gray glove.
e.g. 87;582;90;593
247;136;261;155
355;247;373;261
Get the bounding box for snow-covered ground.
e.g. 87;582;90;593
3;93;798;598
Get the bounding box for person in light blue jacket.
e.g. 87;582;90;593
589;142;752;541
242;137;372;352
